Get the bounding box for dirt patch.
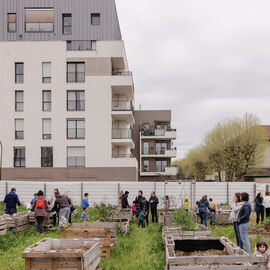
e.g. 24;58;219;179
249;224;270;235
175;249;228;256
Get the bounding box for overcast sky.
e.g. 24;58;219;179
116;0;270;159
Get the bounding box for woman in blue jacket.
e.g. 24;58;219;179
198;195;211;227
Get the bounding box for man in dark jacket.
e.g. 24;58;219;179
4;188;21;215
135;190;143;217
198;195;211;227
149;191;159;223
121;191;130;208
238;192;252;255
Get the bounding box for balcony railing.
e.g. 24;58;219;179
112;100;134;112
66;40;96;51
142;147;177;155
112;70;132;76
112;128;133;140
141;128;176;137
112;153;134;158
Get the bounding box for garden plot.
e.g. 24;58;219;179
216;210;232;225
165;236;266;269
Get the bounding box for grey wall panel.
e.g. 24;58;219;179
0;0;122;42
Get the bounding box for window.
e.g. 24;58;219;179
143;123;150;130
8;13;16;32
67;119;85;139
15;63;24;83
91;40;97;50
156;124;167;130
156;142;167;154
15;119;24;139
91;13;100;25
67;62;85;82
143;160;150;172
143;142;149;155
42;90;51;111
25;8;54;32
15;91;24;111
67;91;85;111
62;14;72;34
67;147;85;167
14;147;25;167
42;119;51;139
156;160;168;172
41;147;53;167
42;62;51;83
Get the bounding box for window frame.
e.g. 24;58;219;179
42;90;51;111
42;62;51;83
8;13;16;32
15;119;24;140
14;147;25;167
42;118;52;140
67;62;85;83
67;90;85;111
67;146;85;167
15;63;24;83
67;119;85;139
143;160;150;172
62;13;72;35
15;90;24;112
91;13;100;25
41;147;53;167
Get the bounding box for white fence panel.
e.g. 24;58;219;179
0;181;6;201
256;183;267;196
229;183;254;205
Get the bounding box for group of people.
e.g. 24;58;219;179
120;190;159;227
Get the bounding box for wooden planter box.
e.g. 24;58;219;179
162;225;211;240
216;210;232;225
22;238;100;270
165;235;265;269
61;225;111;258
3;212;30;233
113;209;133;220
112;218;130;235
159;211;174;227
0;217;7;236
87;222;117;244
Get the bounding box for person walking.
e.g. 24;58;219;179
264;191;270;218
50;188;59;226
238;192;252;255
51;191;70;228
149;191;159;223
32;190;48;235
229;192;244;249
255;193;265;224
121;191;130;208
82;193;90;210
198;195;211;227
135;190;143;217
4;188;21;215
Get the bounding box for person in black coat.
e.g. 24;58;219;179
149;191;159;223
198;195;211;227
135;190;143;217
4;188;21;215
141;197;149;226
255;192;264;224
121;191;130;208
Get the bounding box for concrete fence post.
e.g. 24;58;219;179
190;182;193;209
80;182;83;207
5;181;8;195
253;183;256;209
226;182;229;203
266;185;269;193
192;181;196;209
44;183;47;198
154;182;156;194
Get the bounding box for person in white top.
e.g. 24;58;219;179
263;191;270;218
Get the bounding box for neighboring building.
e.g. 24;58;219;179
133;110;177;181
0;0;138;181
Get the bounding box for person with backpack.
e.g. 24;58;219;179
32;190;48;235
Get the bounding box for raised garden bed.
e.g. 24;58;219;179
111;218;130;235
0;217;7;236
61;224;111;258
2;212;30;233
113;209;133;220
22;238;100;270
164;236;265;269
249;223;270;235
159;211;174;226
216;210;232;225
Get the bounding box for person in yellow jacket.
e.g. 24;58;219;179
184;199;189;211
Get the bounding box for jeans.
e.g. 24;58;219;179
35;216;45;234
266;208;270;218
239;222;251;255
200;211;207;227
138;220;145;228
59;207;70;228
151;208;158;223
256;207;264;224
233;221;243;249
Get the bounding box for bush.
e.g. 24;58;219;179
173;208;196;231
93;203;115;222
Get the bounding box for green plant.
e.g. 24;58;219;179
172;208;196;231
219;202;230;206
93;203;115;222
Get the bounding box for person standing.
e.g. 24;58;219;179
121;191;130;208
149;191;159;223
255;193;265;224
30;193;37;208
198;195;211;227
238;192;252;255
184;199;189;211
82;193;90;210
209;198;217;213
51;191;70;228
4;188;21;215
50;188;59;226
141;197;150;226
135;190;143;217
32;190;48;235
264;191;270;218
229;192;244;249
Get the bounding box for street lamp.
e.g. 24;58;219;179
0;141;2;181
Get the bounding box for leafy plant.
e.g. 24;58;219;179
172;208;196;231
93;203;115;222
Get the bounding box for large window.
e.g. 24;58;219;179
67;62;85;83
14;147;25;167
67;91;85;111
15;91;24;111
42;62;51;83
25;8;54;32
15;119;24;139
15;63;24;83
42;90;51;111
67;147;85;167
62;14;72;34
8;13;16;32
156;142;167;154
143;160;150;172
91;13;100;25
156;160;168;172
41;147;53;167
67;119;85;139
143;142;149;155
42;119;52;139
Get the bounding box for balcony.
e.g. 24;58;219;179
140;129;177;140
112;128;135;149
111;73;134;99
66;40;96;51
112;153;134;158
112;100;134;124
141;148;177;158
140;167;178;177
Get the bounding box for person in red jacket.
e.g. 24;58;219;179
32;190;49;235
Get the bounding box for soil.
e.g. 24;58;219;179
249;224;270;235
175;249;228;257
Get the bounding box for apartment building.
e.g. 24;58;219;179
133;110;177;181
0;0;138;181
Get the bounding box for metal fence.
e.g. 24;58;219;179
0;181;268;209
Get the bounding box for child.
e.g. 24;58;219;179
255;240;270;269
209;208;216;229
81;207;89;222
131;201;136;217
209;198;217;212
184;199;189;211
138;210;146;228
